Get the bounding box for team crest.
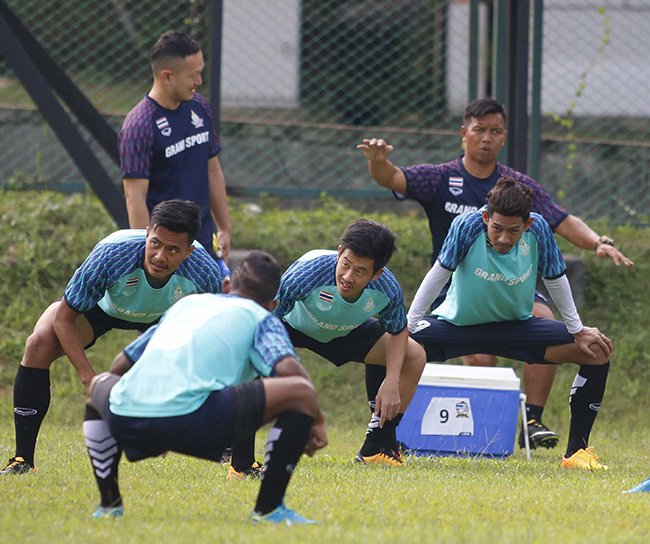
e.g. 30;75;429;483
363;297;375;313
156;117;172;136
190;110;204;129
455;400;470;418
448;176;464;196
519;238;529;256
172;286;184;302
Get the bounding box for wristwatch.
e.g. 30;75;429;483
595;235;615;249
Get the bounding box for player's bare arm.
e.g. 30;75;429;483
356;138;407;193
372;328;409;426
555;214;634;267
208;156;232;258
123;178;151;229
52;303;96;388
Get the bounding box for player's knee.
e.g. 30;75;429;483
405;340;426;371
22;329;59;367
589;343;610;365
462;354;497;366
288;377;318;417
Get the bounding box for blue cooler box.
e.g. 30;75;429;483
397;363;521;458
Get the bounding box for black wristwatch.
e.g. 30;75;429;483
595;235;615;249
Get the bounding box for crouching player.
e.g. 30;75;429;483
408;177;612;470
83;251;327;524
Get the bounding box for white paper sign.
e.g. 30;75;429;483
420;397;474;436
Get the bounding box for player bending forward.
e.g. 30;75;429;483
84;251;327;524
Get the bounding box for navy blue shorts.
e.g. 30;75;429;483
283;318;385;366
83;304;154;349
411;316;574;364
104;380;265;462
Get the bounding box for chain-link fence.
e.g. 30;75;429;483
1;0;648;224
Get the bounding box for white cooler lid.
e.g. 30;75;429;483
418;363;520;390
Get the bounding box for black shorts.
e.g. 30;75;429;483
92;374;265;463
411;316;574;364
283;318;385;366
83;304;154;348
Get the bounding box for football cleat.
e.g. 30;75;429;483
91;505;124;519
227;461;264;480
624;477;650;493
518;418;559;450
250;503;316;526
354;447;403;467
0;456;36;475
561;447;609;471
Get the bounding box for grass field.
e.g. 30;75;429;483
1;191;649;542
2;358;650;544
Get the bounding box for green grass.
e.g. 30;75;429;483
2;389;650;544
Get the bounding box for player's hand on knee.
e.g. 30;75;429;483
574;326;612;359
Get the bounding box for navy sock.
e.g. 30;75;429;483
231;434;257;472
83;404;122;508
254;411;313;515
13;366;50;466
566;362;610;457
525;404;544;423
360;413;404;455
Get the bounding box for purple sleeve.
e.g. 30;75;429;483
118;101;155;179
193;93;221;157
500;166;569;231
400;164;445;203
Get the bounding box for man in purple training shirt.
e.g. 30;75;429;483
119;30;231;261
357;98;633;451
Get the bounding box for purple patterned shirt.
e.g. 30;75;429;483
118;93;220;251
398;156;568;264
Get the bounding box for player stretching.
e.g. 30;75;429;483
275;219;425;466
408;177;612;470
84;251;327;524
2;200;225;475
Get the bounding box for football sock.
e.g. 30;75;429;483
360;413;404;455
365;364;386;412
566;362;609;457
525;404;544;423
83;404;122;508
254;411;313;516
231;434;257;472
13;365;50;466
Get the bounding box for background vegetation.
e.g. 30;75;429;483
1;190;649;542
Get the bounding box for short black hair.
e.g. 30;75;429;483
151;30;200;73
340;219;397;272
486;176;534;221
230;251;282;306
149;200;201;244
463;98;507;125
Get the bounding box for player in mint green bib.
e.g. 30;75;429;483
275;219;426;467
2;200;224;476
408;177;613;471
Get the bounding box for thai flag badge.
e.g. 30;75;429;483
156;117;172;136
449;176;464;196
